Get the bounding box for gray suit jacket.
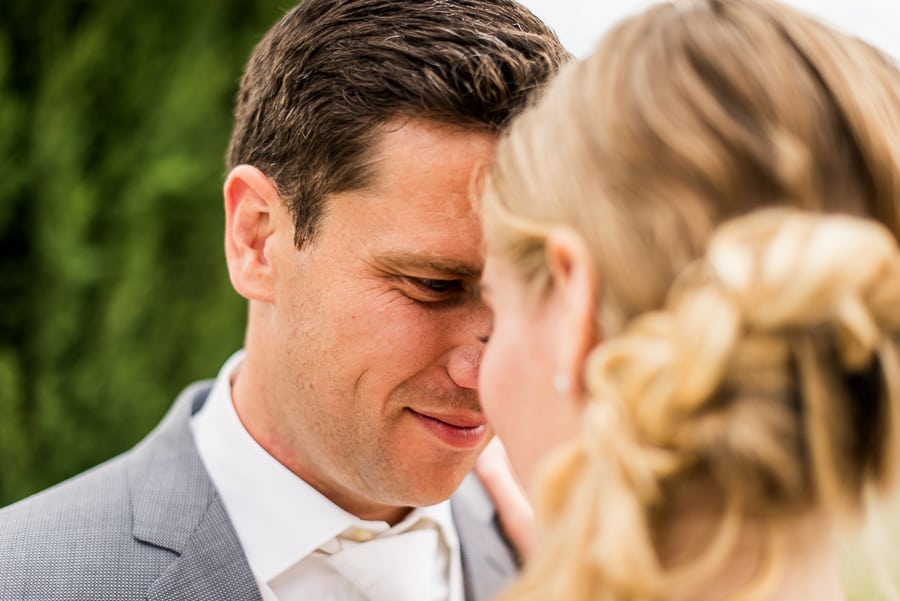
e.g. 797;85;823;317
0;382;517;600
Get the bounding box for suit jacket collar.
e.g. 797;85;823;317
127;382;263;601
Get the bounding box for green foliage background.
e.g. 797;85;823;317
0;1;286;506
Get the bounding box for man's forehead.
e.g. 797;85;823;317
361;118;496;188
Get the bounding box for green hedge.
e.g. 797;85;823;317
0;1;285;506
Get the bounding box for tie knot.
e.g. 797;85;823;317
325;523;444;601
326;516;441;551
343;527;377;543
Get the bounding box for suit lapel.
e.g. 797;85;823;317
452;474;519;601
145;495;262;601
127;383;262;601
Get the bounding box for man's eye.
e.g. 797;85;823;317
404;277;465;300
418;279;462;292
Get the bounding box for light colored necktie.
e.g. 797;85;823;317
325;526;440;601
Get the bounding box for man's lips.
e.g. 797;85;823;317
408;408;488;449
411;409;486;429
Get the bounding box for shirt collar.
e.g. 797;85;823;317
191;350;458;583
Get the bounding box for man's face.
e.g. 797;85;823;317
250;119;495;520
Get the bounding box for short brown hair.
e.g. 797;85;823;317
227;0;569;246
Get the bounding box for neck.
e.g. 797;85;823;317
666;508;843;601
761;513;843;601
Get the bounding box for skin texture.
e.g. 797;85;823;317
479;257;563;491
478;230;597;492
224;118;495;524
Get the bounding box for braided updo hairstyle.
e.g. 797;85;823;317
481;1;900;600
530;210;900;600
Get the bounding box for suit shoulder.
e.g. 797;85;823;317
0;447;175;600
2;451;128;522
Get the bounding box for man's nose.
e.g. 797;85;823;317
447;343;482;390
446;302;491;390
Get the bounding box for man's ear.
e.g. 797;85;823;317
544;227;600;399
224;165;282;302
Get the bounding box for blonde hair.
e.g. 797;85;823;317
483;1;900;599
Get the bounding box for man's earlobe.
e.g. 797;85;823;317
223;165;282;302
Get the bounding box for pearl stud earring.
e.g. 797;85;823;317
553;373;571;394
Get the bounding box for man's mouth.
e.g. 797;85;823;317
408;408;488;449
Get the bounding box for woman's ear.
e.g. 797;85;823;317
544;227;600;399
223;165;283;303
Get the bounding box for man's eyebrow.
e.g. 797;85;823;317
374;252;482;278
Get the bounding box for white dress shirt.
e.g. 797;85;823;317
191;351;464;601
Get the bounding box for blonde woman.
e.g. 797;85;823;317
475;0;900;599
